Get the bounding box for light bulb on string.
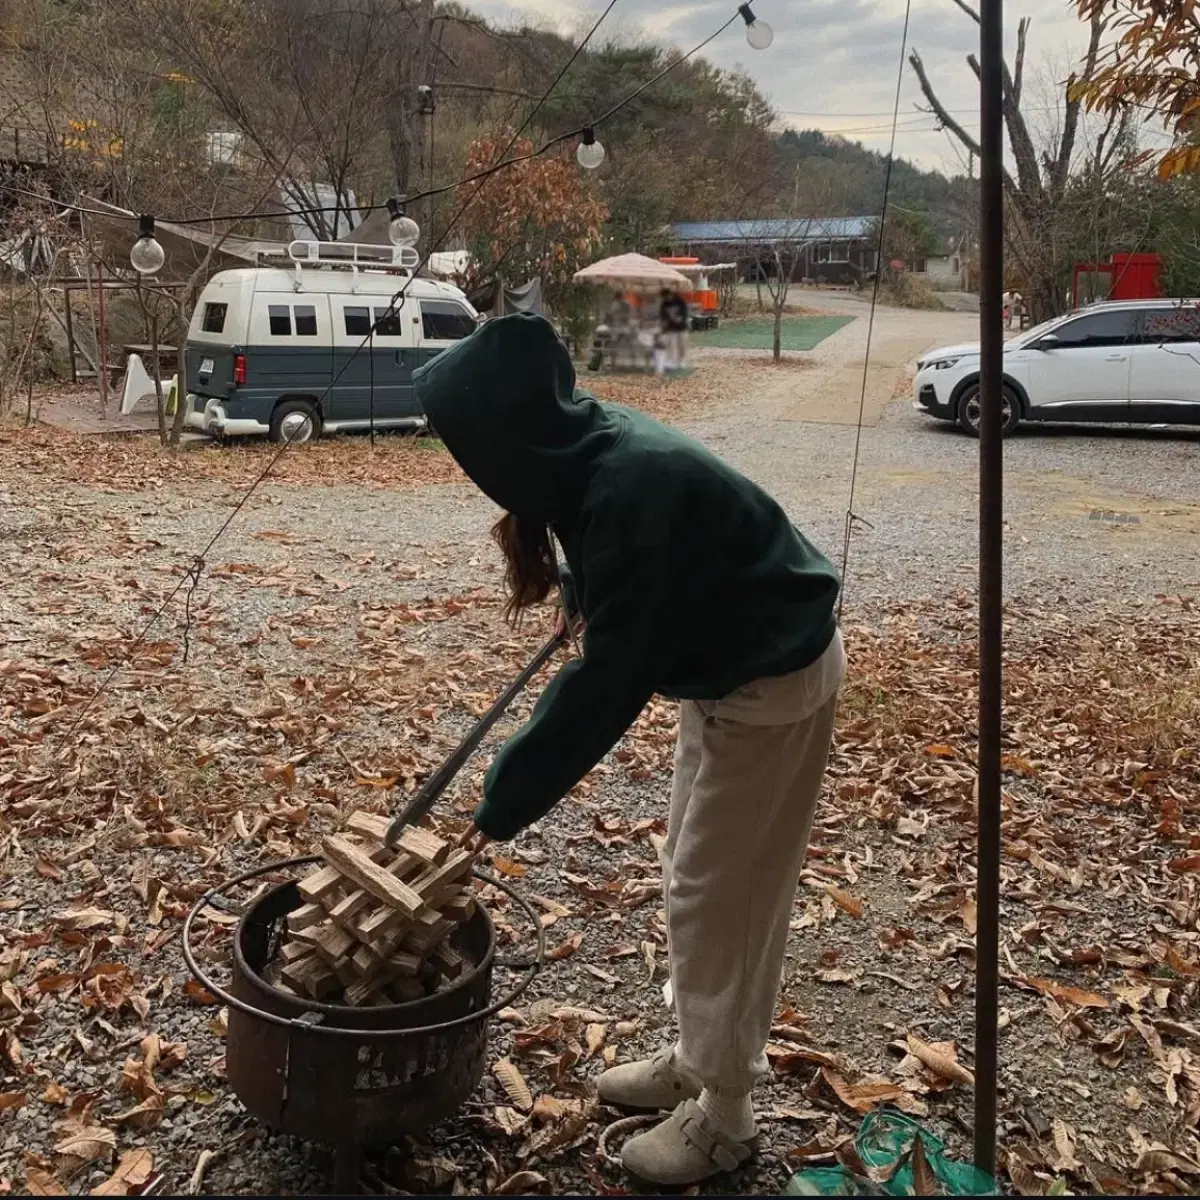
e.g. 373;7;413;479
386;196;420;248
738;3;773;49
576;127;605;170
130;214;165;275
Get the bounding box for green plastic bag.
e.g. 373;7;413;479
785;1110;999;1196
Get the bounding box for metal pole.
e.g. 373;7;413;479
96;260;110;417
975;0;1004;1178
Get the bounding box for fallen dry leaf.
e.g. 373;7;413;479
1051;1116;1081;1173
544;933;583;962
906;1033;975;1086
89;1149;153;1196
821;1069;909;1114
1135;1148;1200;1176
54;1125;116;1165
549;1006;611;1024
825;886;866;918
113;1094;164;1129
51;907;114;931
493;1058;533;1112
182;979;220;1005
494;1170;550;1195
491;1106;528;1137
1022;977;1109;1009
911;1134;938;1196
23;1169;66;1196
489;855;528;878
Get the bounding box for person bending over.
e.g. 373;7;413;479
414;313;845;1187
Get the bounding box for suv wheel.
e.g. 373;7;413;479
958;383;1020;437
270;399;320;444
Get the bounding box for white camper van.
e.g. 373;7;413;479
182;240;478;443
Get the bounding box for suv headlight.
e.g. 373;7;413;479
932;357;960;370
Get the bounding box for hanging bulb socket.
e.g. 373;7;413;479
130;214;165;275
576;127;605;170
738;3;774;50
386;196;420;248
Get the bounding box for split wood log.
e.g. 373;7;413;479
319;836;424;918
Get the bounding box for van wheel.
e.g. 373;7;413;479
957;383;1020;437
271;399;320;444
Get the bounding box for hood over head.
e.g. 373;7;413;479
413;313;617;522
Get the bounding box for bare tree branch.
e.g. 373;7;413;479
1012;17;1028;108
909;51;982;159
1053;9;1106;197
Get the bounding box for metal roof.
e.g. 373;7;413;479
670;217;875;244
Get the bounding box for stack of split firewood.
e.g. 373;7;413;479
270;813;477;1007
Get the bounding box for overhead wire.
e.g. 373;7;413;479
838;0;915;621
59;0;619;742
56;0;756;742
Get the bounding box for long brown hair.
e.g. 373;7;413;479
491;513;557;626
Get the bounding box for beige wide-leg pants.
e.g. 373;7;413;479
661;629;845;1095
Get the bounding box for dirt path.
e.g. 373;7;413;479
698;300;977;426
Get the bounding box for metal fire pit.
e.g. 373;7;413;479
182;856;544;1192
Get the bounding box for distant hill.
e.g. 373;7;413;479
773;129;976;241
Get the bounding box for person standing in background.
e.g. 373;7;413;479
660;288;690;370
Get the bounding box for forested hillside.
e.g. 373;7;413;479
0;1;969;250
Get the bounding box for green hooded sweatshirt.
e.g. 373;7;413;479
414;313;839;841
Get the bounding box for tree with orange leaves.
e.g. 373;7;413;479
458;133;608;345
1073;0;1200;178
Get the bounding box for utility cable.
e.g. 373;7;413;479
838;0;915;621
57;0;630;742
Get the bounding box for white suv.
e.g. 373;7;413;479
913;299;1200;436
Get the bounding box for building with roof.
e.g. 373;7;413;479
669;217;877;286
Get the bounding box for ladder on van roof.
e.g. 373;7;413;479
258;239;422;280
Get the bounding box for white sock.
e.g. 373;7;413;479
697;1088;755;1141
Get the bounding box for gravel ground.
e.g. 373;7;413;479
2;314;1199;1196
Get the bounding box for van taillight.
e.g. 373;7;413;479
234;354;247;386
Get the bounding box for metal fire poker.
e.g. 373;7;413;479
384;630;568;847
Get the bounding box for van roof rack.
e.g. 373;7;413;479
257;239;421;274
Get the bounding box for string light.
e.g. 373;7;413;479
130;214;165;275
386;196;420;248
576;127;605;170
739;3;773;50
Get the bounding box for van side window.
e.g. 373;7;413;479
344;306;371;336
421;300;476;341
373;306;405;337
268;305;292;336
201;302;227;333
294;304;318;336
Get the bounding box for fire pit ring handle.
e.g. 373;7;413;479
181;854;545;1039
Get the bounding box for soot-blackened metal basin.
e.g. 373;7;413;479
182;856;543;1191
229;876;494;1144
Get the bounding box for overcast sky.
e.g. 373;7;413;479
463;0;1175;178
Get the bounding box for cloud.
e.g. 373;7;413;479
457;0;1138;175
